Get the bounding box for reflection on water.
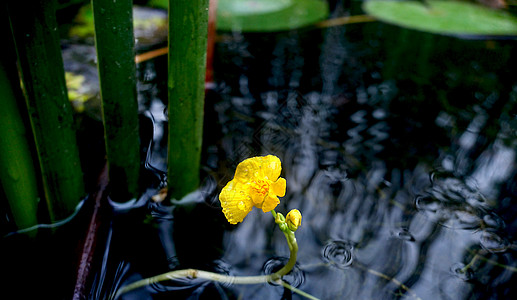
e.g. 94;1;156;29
5;1;514;299
79;2;517;297
198;2;517;299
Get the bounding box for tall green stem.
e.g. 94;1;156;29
91;0;141;201
167;0;209;200
7;0;85;221
0;57;39;233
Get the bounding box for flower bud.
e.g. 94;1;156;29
275;212;285;225
286;209;302;232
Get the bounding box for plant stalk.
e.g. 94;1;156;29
91;0;141;201
7;0;85;221
167;0;209;200
0;53;39;233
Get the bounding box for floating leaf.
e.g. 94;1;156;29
217;0;329;32
69;4;167;47
218;0;294;15
363;0;517;37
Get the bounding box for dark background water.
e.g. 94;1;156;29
128;2;517;298
2;1;517;299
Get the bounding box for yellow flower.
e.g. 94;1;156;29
286;209;302;231
219;155;286;224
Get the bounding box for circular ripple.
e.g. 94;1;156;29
450;262;474;281
322;240;354;269
479;230;509;253
482;213;505;230
415;195;442;214
262;257;305;287
391;228;415;242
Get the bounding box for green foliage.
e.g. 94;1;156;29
363;0;517;36
217;0;329;32
8;0;85;221
0;61;40;233
92;0;141;201
65;72;96;113
69;3;167;41
167;0;209;200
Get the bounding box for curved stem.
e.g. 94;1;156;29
115;212;302;298
273;230;298;279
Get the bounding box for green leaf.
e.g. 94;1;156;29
218;0;294;15
363;0;517;36
217;0;329;32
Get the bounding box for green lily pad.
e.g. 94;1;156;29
217;0;329;32
219;0;294;15
363;0;517;36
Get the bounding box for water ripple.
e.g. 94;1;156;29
391;228;416;242
414;171;506;232
322;240;354;269
262;257;305;288
450;262;474;281
479;230;509;253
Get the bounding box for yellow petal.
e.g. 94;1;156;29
219;180;252;224
234;157;261;183
261;155;282;181
235;155;282;182
250;187;265;206
271;177;286;198
249;179;269;206
260;194;280;213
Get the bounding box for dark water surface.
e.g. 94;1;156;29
191;4;516;299
2;1;517;299
114;3;517;298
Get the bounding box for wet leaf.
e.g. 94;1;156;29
363;0;517;37
216;0;329;32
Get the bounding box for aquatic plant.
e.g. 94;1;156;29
6;0;85;222
0;56;40;233
2;0;209;232
219;155;287;224
216;0;329;32
364;0;517;37
91;0;141;201
116;156;317;299
167;0;209;201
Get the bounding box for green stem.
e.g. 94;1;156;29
270;210;298;279
277;280;321;300
116;268;319;300
460;254;479;274
466;248;517;273
167;0;209;200
275;230;298;278
0;35;39;233
91;0;140;201
115;214;306;298
7;0;85;221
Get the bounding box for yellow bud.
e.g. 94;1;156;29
286;209;302;232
